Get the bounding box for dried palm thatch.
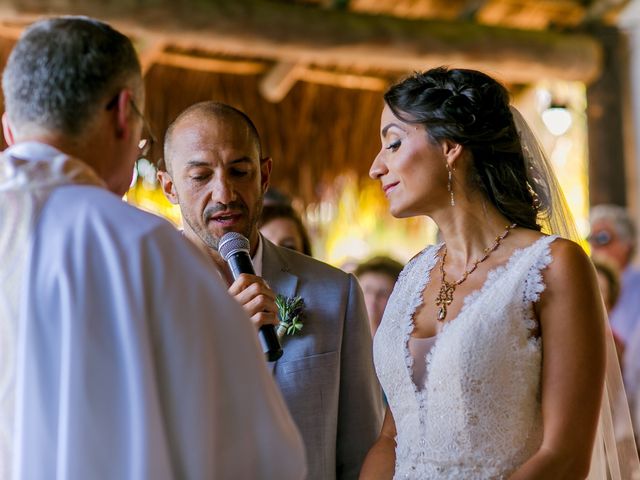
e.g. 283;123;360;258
0;0;625;204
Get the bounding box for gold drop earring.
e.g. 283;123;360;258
447;164;455;207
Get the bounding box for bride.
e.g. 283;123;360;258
360;67;635;479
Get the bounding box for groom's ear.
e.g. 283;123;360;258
260;156;272;193
158;169;179;205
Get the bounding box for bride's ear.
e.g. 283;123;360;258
441;139;464;169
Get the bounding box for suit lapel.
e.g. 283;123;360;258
261;236;299;371
261;235;299;299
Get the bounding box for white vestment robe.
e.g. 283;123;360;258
0;142;306;479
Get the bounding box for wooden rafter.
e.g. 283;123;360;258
0;21;24;40
138;37;167;77
259;61;303;103
298;68;387;91
583;0;630;24
0;0;604;84
156;52;267;76
152;50;387;97
457;0;489;20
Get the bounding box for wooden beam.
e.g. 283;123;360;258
582;0;629;24
156;52;267;75
587;25;627;206
155;50;387;93
137;37;167;77
298;68;387;91
259;61;303;102
457;0;489;20
0;0;604;84
0;21;25;40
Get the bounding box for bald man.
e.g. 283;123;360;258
158;101;383;480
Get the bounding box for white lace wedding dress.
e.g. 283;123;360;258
373;235;558;479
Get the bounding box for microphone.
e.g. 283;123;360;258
219;232;283;362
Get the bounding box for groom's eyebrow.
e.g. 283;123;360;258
382;123;405;137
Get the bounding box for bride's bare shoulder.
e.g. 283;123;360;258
542;237;599;294
507;229;594;287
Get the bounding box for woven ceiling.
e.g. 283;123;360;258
0;0;629;203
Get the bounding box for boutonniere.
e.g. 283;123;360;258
276;294;305;338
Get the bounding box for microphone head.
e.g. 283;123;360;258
218;232;250;262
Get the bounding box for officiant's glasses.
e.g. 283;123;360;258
106;94;157;159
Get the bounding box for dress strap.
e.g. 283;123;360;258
522;235;559;304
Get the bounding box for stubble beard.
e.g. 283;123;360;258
183;195;264;253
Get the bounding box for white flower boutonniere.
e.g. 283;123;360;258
276;294;305;338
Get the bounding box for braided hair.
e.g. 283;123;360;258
384;67;540;231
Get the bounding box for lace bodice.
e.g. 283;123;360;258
373;235;558;479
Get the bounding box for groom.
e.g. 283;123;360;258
159;101;383;479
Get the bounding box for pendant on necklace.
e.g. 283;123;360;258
435;282;455;322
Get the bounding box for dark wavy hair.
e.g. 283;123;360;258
259;204;313;257
355;256;404;281
384;67;540;231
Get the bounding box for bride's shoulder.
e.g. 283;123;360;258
403;243;441;271
538;236;596;290
504;230;591;280
545;236;590;264
509;229;584;260
509;229;590;273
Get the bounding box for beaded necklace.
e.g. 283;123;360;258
435;223;517;322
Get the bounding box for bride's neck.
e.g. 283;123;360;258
433;202;512;265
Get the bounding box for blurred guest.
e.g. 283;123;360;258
339;258;359;275
598;205;640;439
589;204;640;343
264;186;293;206
355;256;404;336
593;256;625;364
593;255;622;312
259;203;313;256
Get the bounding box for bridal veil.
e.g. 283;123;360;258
512;106;640;480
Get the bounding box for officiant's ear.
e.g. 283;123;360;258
158;169;178;204
2;113;16;146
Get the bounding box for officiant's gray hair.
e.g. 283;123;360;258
2;16;140;137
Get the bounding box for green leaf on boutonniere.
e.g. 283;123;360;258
276;294;305;337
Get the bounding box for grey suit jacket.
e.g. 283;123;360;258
261;237;383;480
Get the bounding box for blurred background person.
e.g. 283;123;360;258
263;186;293;206
590;207;640;466
594;256;622;312
355;256;404;336
259;203;313;256
592;254;639;473
589;204;640;344
339;258;359;275
592;255;625;365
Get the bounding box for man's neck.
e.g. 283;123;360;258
13;133;83;160
248;230;260;258
13;131;117;186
